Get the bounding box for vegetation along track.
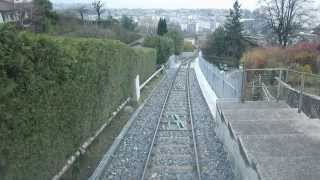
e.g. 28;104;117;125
141;59;201;180
89;55;234;180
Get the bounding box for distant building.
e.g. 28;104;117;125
137;16;158;35
210;21;216;31
241;18;255;34
187;21;196;34
0;0;32;25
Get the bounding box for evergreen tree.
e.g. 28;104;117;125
224;0;244;67
157;18;162;35
163;18;168;34
157;18;168;36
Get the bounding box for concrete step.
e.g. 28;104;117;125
223;108;309;122
219;101;289;110
217;100;320;180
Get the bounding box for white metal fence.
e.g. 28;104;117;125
198;57;242;99
198;57;320;119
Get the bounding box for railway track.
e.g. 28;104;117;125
141;59;201;180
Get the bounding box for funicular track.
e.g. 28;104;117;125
141;59;201;180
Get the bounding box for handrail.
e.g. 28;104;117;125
140;66;164;90
52;98;131;180
261;82;276;102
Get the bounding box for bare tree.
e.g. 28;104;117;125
92;0;105;22
260;0;314;47
77;6;88;24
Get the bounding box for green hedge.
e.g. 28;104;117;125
0;26;156;180
143;35;174;64
133;47;157;82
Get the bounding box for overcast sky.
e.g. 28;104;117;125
51;0;261;10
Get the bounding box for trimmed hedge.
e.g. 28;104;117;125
0;26;156;180
143;36;174;65
133;47;158;82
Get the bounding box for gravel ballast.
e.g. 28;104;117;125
189;69;235;180
92;68;178;180
90;64;235;180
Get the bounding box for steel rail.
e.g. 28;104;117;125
187;61;202;180
140;58;187;180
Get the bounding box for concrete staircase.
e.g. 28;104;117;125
218;101;320;180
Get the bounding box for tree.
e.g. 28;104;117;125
313;24;320;36
77;6;88;24
204;27;227;57
165;30;184;55
92;0;105;22
202;1;253;68
260;0;314;47
224;0;245;67
225;1;244;58
121;15;137;31
32;0;57;33
143;36;174;64
157;18;168;36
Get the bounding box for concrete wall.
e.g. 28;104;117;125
280;80;320;119
194;57;259;180
215;105;260;180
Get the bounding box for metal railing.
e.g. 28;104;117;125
241;68;320;118
198;57;320;118
198;57;242;99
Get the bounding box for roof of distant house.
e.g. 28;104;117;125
0;0;14;11
0;0;33;12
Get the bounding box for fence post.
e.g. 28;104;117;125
222;72;225;98
252;80;255;98
298;73;305;113
241;69;247;103
132;74;140;104
277;70;283;102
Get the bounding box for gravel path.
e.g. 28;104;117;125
95;68;178;180
189;69;235;180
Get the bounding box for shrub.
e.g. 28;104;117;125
0;25;156;180
165;31;184;55
143;35;174;64
242;43;320;74
183;41;194;52
133;47;157;82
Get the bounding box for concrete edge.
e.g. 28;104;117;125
192;57;218;118
89;70;168;180
193;58;261;180
216;103;262;180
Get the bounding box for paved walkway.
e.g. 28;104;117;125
217;101;320;180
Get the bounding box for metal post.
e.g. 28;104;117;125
277;70;283;102
241;69;247;103
285;69;289;82
252;80;255;98
222;72;225;98
298;74;305;113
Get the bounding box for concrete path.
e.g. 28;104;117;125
217;101;320;180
